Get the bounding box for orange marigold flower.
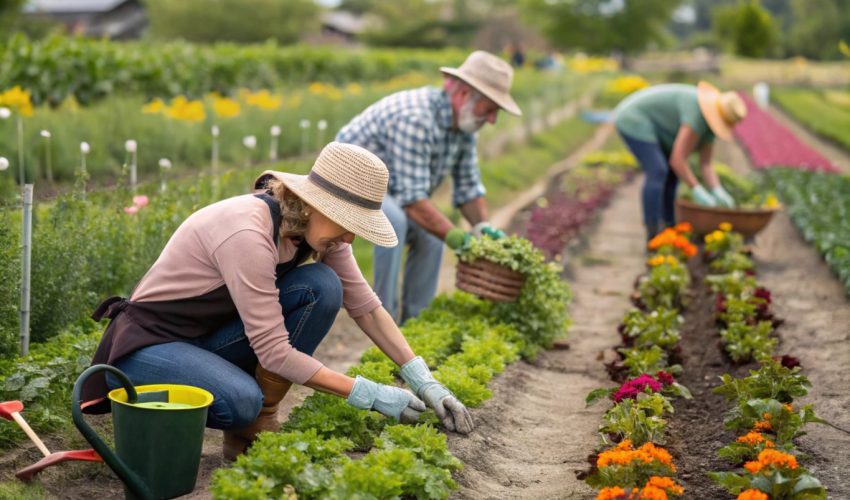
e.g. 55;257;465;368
753;420;773;432
645;476;684;495
744;460;762;473
758;449;798;470
736;432;767;446
673;222;692;234
597;487;627;500
639;485;668;500
737;489;768;500
783;403;793;412
617;439;634;450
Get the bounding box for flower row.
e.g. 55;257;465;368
702;224;827;499
585;224;699;499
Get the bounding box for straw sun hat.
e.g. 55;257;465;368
696;80;747;141
254;142;398;248
440;50;522;116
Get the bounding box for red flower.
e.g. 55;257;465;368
655;371;674;386
613;374;663;402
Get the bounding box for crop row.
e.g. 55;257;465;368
583;224;698;499
704;225;827;499
733;93;838;173
0;68;590;188
763;168;850;293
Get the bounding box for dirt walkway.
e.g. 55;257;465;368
448;177;646;499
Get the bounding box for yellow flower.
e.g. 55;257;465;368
243;89;283;110
212;95;241;118
763;194;781;209
345;82;363;95
165;96;206;122
0;86;34;117
719;222;733;232
142;98;166;114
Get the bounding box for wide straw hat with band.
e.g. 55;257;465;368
440;50;522;116
696;80;747;141
254;142;398;248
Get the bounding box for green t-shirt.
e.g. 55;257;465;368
614;84;715;153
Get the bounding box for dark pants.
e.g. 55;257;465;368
107;263;343;430
618;130;679;238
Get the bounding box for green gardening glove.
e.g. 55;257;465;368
472;221;506;239
691;184;717;207
711;184;735;208
445;227;471;251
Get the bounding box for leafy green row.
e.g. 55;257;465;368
704;226;777;363
0;34;468;106
764;168;850;293
212;236;571;499
703;226;827;499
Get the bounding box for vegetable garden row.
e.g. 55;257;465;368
583;223;829;499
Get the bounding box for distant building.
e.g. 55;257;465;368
302;10;374;46
23;0;147;39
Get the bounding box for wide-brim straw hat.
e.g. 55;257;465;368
254;142;398;248
697;80;747;141
440;50;522;116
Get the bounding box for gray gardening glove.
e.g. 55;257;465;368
711;184;735;208
346;375;426;424
400;356;474;434
692;184;717;207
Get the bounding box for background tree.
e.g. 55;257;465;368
788;0;843;59
518;0;682;55
712;0;777;58
144;0;320;44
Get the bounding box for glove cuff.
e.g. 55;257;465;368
399;356;434;396
346;375;377;410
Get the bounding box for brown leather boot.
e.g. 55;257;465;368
222;364;293;461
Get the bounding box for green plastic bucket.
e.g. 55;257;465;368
73;365;214;500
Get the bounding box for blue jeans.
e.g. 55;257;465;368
374;194;444;323
618;130;679;237
107;263;343;430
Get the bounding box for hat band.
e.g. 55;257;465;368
308;171;383;210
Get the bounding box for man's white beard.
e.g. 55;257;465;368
457;96;486;133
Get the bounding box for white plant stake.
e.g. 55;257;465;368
40;130;52;183
0;157;8;171
0;107;10;120
78;142;90;200
316;119;328;151
270;125;281;161
158;157;172;193
299;119;311;156
243;135;257;168
125;139;138;191
19;184;33;355
211;125;220;175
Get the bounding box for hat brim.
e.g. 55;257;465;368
697;81;734;141
255;171;398;248
440;67;522;116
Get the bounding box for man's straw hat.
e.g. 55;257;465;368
254;142;398;248
441;50;522;116
697;81;747;141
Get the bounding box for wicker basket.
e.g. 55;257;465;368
456;258;526;303
675;199;780;239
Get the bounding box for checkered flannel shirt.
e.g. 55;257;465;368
336;86;485;207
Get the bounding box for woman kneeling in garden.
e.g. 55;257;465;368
80;142;473;460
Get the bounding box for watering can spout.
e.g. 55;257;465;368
73;365;213;500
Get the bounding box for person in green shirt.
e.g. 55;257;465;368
613;81;747;239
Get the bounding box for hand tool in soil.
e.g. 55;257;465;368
0;400;102;482
71;364;214;500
